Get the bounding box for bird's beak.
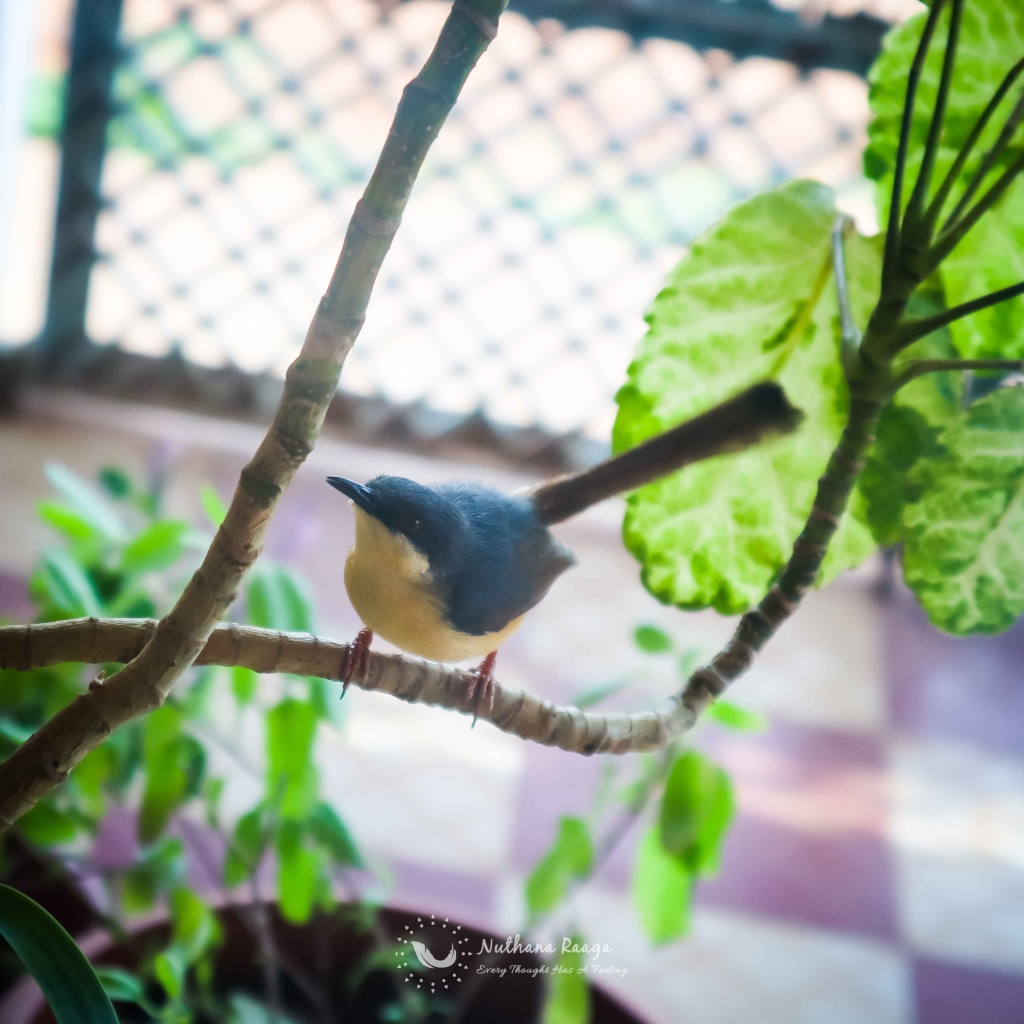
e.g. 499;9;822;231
326;477;375;514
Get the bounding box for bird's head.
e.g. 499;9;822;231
327;474;465;572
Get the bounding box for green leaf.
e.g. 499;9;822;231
633;624;672;653
200;484;227;527
17;801;80;846
860;300;966;548
45;464;127;545
169;888;219;964
632;826;693;945
154;947;186;1000
267;698;318;820
0;884;118;1024
98;467;132;499
247;566;314;634
612;181;878;614
309;802;363;867
70;745;115;819
865;0;1024;361
121;838;186;913
660;751;735;877
224;805;266;887
231;665;258;706
542;936;591;1024
276;820;320;924
94;966;149;1006
120;520;188;575
903;386;1024;634
37;550;102;617
37;503;101;544
138;704;206;843
705;700;767;733
525;817;593;918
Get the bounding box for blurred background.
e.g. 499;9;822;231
2;0;1024;1021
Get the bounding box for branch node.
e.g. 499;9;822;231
452;2;499;40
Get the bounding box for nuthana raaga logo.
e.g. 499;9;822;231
395;915;472;992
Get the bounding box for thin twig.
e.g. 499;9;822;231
925;58;1024;228
905;0;963;228
883;0;947;280
887;279;1024;351
831;215;861;369
892;358;1024;389
942;83;1024;231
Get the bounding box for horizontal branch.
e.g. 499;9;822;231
0;619;693;755
892;357;1024;389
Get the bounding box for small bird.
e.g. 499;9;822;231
328;383;801;716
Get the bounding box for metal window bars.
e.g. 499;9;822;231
25;0;911;469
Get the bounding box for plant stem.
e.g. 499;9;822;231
892;358;1024;389
925;57;1024;229
882;0;947;286
887;278;1024;351
0;0;510;832
905;0;963;229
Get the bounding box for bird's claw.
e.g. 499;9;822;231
467;651;498;727
341;628;373;697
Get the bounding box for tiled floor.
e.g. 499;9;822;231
2;393;1024;1022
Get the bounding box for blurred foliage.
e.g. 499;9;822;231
0;464;362;1022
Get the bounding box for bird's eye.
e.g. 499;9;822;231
403;516;423;535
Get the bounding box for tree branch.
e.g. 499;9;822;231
0;618;692;755
905;0;963;229
887;278;1024;351
892;358;1024;389
882;0;947;283
925;57;1024;229
0;0;510;831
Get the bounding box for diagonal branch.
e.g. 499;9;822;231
905;0;963;229
883;0;947;280
886;278;1024;351
925;56;1024;229
942;81;1024;232
931;148;1024;266
0;0;510;832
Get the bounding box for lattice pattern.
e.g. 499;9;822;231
88;0;887;440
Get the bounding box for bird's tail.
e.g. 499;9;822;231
530;382;803;526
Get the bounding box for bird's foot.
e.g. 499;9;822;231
340;628;373;697
467;651;498;727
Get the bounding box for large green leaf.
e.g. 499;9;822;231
865;0;1024;359
632;826;692;946
0;884;117;1024
525;817;593;918
612;180;879;613
903;385;1024;634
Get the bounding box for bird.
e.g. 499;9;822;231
327;382;802;717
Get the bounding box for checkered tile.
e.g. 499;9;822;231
3;404;1024;1022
